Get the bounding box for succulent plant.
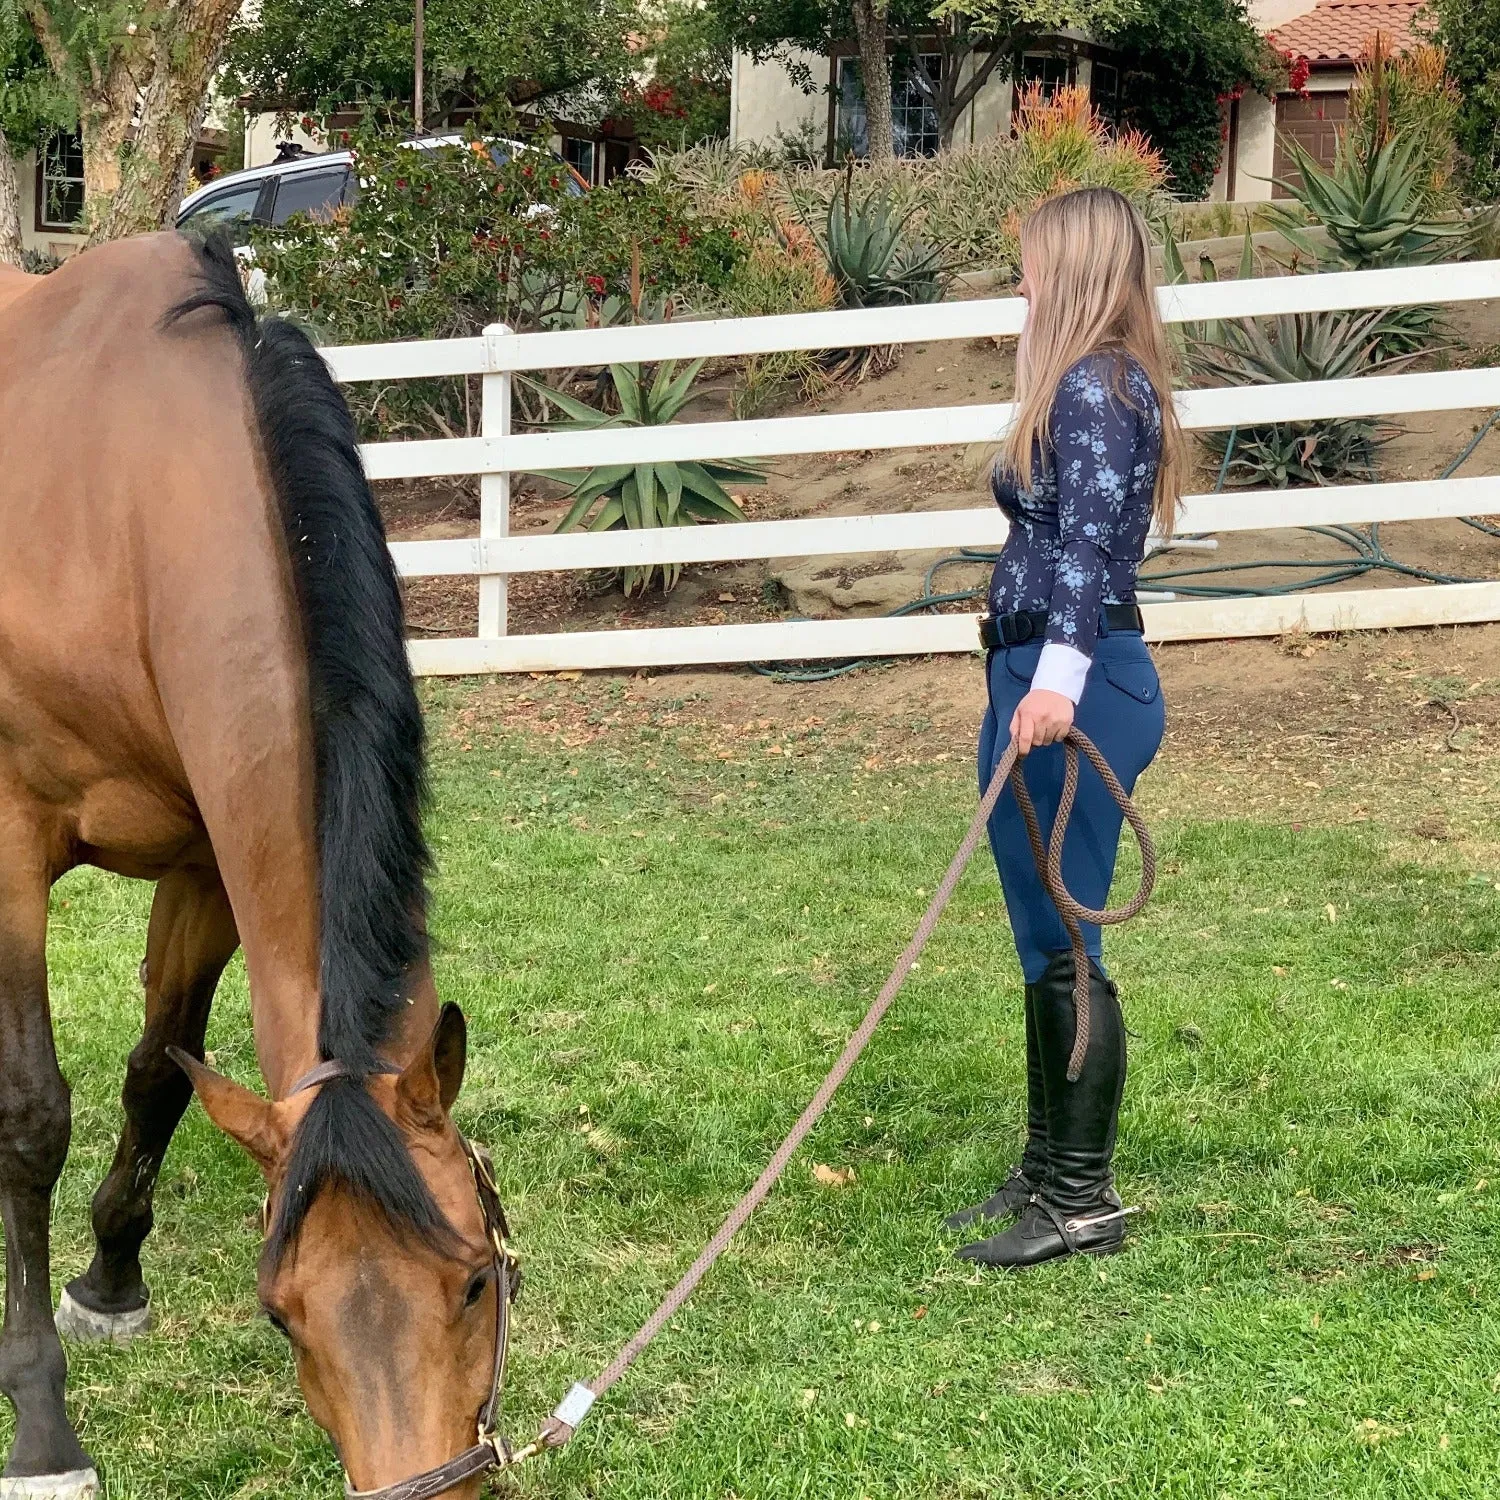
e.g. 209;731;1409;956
1270;132;1471;271
818;164;945;309
524;361;764;596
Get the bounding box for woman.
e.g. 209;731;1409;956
946;186;1182;1270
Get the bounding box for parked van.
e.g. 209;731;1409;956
177;135;588;246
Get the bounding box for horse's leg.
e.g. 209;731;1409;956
0;831;93;1491
58;868;237;1342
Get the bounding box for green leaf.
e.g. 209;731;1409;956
620;473;642;530
659;461;684;526
611;364;645;425
588;497;625;531
1237;225;1255;281
635;464;659;528
518;377;615;428
1160;224;1187;286
679;462;748;520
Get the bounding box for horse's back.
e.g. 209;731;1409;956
0;263;40;320
0;235;312;880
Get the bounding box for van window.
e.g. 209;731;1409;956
178;179;266;246
269;168;351;225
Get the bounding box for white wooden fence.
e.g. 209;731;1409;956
322;261;1500;675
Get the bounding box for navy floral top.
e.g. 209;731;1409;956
989;351;1162;663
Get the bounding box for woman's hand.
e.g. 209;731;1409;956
1010;689;1074;755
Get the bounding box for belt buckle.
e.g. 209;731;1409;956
1002;613;1034;647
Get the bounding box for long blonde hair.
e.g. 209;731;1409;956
1000;187;1182;533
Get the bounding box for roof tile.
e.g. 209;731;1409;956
1270;0;1425;63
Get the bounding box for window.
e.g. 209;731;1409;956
269;168;351;226
178;178;266;247
562;137;596;186
38;132;84;230
835;55;940;160
1091;60;1122;128
1018;52;1069;99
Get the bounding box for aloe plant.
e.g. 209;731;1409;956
819;165;944;309
1189;307;1415;487
1270;132;1470;271
524;361;765;596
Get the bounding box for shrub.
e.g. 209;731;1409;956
643;89;1167;285
252;125;746;436
1347;35;1462;213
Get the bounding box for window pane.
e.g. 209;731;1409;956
1021;54;1069;96
41;132;85;228
894;55;940;157
269;169;349;225
562;137;595;186
837;54;939;159
836;57;869;159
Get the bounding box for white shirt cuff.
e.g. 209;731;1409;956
1031;642;1091;704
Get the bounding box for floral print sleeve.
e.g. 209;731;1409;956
987;351;1162;700
1043;356;1144;657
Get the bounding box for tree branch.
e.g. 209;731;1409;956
22;0;72;85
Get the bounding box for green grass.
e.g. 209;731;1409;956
22;687;1500;1498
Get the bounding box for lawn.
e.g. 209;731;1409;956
25;673;1500;1499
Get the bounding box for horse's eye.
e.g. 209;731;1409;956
464;1270;491;1309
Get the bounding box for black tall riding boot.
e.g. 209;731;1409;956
943;985;1048;1230
957;953;1130;1268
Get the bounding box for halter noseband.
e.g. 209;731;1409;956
280;1059;523;1500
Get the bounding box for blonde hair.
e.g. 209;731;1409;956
1000;187;1182;533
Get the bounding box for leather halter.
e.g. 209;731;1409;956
281;1059;522;1500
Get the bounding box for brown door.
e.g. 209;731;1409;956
1272;91;1349;197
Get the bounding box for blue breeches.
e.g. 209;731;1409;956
977;632;1166;983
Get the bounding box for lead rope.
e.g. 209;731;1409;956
506;726;1155;1463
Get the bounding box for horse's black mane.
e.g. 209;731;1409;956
168;234;453;1262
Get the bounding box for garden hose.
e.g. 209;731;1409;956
751;414;1500;683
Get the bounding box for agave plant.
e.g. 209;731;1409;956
1270;132;1470;271
818;163;944;309
1189;306;1414;488
524;361;765;595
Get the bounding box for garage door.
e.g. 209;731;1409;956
1272;92;1349;198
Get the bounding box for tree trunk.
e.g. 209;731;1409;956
0;127;25;267
80;97;130;212
849;0;893;161
89;0;242;243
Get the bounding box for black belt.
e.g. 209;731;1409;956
979;603;1144;651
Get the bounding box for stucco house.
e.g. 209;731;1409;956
728;0;1426;202
14;127;230;261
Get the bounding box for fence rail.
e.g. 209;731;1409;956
322;260;1500;675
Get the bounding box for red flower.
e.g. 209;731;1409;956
586;274;606;295
395;178;407;190
300;115;316;132
389;295;404;310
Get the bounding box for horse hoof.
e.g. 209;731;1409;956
54;1288;151;1344
0;1471;100;1499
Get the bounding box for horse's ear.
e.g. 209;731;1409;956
396;1003;467;1130
167;1047;288;1176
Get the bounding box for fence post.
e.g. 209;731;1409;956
478;323;513;639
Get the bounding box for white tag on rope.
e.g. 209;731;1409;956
553;1383;596;1430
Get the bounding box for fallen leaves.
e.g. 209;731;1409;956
812;1163;857;1189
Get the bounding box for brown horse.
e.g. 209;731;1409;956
0;235;505;1497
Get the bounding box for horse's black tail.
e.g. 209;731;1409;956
166;235;449;1262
